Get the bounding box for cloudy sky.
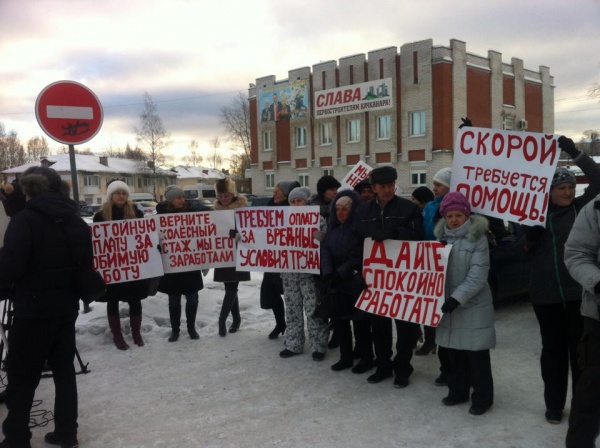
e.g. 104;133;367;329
0;0;599;163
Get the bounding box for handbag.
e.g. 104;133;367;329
314;283;344;320
76;268;107;304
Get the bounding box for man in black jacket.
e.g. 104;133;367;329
0;167;93;448
353;166;423;388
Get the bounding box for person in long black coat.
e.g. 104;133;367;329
156;185;208;342
0;167;92;448
93;180;150;350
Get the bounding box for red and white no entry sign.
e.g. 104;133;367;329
35;80;103;145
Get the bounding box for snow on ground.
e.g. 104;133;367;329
1;273;569;447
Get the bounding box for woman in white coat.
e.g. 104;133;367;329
434;192;496;416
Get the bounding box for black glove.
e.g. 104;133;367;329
228;229;238;239
372;229;394;242
459;117;472;129
525;225;545;244
324;271;342;286
441;297;460;314
558;136;580;159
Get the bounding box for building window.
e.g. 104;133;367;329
143;178;155;187
265;172;275;189
296;127;307;148
83;175;100;187
376;115;391;140
410;170;426;186
322;169;334;177
123;177;134;186
347;119;360;143
263;131;272;151
503;116;515;131
298;172;309;187
320;123;332;145
409;111;426;136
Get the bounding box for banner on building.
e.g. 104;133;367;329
90;219;163;284
154;211;236;273
340;161;373;191
259;80;309;122
355;239;451;327
314;78;393;118
451;128;559;227
235;206;321;274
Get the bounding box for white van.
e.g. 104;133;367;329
182;184;217;200
129;193;155;203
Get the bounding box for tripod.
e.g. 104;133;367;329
0;298;90;377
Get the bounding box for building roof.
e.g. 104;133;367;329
171;165;226;180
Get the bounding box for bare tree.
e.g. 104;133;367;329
0;126;26;171
208;136;222;169
582;130;600;156
183;139;203;166
26;136;50;162
220;92;251;178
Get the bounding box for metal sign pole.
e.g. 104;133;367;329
68;144;81;213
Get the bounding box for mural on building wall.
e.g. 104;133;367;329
259;80;309;122
314;77;393;118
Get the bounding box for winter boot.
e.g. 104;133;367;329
186;304;199;339
130;314;144;347
269;297;286;339
108;315;130;350
218;290;237;337
168;305;181;342
229;295;241;333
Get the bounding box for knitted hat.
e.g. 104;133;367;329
370;166;397;185
106;180;130;199
215;178;236;195
412;186;434;204
164;185;184;202
433;167;452;188
551;168;576;189
335;196;353;210
316;175;341;196
353;178;371;193
288;186;311;203
439;191;471;217
277;180;300;197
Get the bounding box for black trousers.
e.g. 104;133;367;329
533;301;583;412
566;317;600;448
336;319;373;362
447;348;494;408
2;313;78;446
371;314;420;379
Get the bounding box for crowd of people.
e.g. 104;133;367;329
0;130;599;447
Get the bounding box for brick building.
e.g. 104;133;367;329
247;38;554;196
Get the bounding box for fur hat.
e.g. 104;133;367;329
551;168;576;189
215;178;237;195
439;191;471;217
165;185;184;202
412;186;434;204
316;175;341;196
106;180;130;199
370;166;397;185
288;186;311;203
277;180;300;197
3;183;14;195
19;167;62;197
433;167;452;188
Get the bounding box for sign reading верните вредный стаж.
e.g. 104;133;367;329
451;127;560;227
314;78;393;118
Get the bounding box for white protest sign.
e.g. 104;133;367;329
154;210;236;273
339;161;372;191
451;127;559;226
90;218;163;284
355;239;451;327
235;206;321;274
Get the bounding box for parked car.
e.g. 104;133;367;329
249;195;272;206
187;198;214;211
79;204;102;217
136;201;158;216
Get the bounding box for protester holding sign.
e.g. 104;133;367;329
321;190;373;373
353;166;423;388
524;136;600;425
156;185;209;342
279;187;328;360
0;167;92;448
260;180;300;339
213;178;251;337
93;180;150;350
434;192;495;416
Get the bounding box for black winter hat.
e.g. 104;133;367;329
354;178;371;193
316;175;341;196
411;186;434;204
370;166;397;185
